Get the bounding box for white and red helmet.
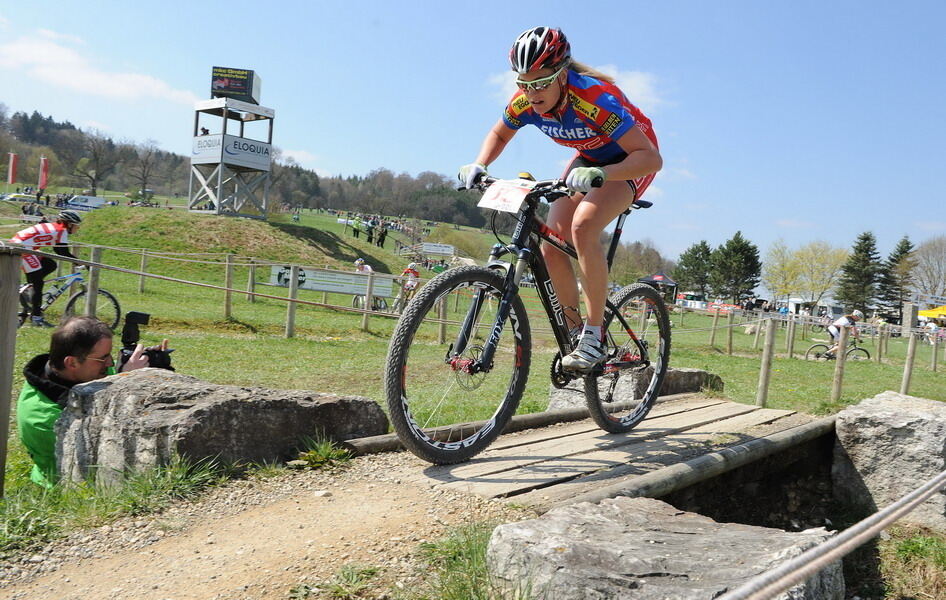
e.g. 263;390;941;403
509;27;571;74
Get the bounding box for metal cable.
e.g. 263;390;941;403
718;468;946;600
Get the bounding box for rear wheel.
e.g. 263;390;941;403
63;289;121;329
584;283;672;434
805;344;831;361
384;266;531;464
846;346;870;361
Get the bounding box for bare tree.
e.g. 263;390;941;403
794;241;848;307
912;235;946;303
129;140;160;197
69;130;120;196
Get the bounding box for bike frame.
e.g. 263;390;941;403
453;184;646;374
20;272;84;310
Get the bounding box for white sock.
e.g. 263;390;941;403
582;325;602;341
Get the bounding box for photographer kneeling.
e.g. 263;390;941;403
17;316;170;487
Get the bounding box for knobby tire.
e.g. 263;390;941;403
584;283;672;434
63;289;122;330
384;266;531;464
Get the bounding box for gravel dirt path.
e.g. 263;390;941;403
0;452;535;600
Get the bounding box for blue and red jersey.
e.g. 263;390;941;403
502;70;658;164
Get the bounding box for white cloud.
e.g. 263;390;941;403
915;220;946;232
81;120;112;132
0;15;9;30
488;71;518;105
671;168;697;180
0;34;199;106
487;65;664;114
594;65;663;114
38;29;84;45
282;149;331;176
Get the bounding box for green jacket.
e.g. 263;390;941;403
17;354;114;487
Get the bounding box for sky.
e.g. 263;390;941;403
1;1;944;262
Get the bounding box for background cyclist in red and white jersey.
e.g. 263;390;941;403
10;210;83;327
458;27;662;372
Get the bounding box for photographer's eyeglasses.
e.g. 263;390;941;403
85;353;114;366
516;66;565;93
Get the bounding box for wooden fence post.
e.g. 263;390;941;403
753;312;763;350
138;249;148;294
285;265;299;338
932;337;939;373
830;325;849;403
438;297;447;344
726;311;734;356
0;250;21;497
246;258;256;302
756;318;777;407
224;254;234;320
875;324;884;364
84;246;102;317
361;272;374;332
786;316;797;359
901;331;918;395
709;308;720;347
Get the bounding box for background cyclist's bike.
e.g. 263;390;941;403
383;175;671;465
804;339;870;361
17;271;122;329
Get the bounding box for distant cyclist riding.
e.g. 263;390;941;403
458;25;662;372
10;210;83;328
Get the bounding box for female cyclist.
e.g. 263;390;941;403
458;26;662;372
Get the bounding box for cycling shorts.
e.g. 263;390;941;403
563;154;656;201
827;325;840;340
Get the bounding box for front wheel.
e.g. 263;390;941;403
63;289;122;330
846;346;870;361
805;344;831;361
585;283;672;434
384;266;531;464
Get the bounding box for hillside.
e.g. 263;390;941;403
72;206;409;275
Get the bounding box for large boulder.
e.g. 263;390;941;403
488;497;843;599
548;367;723;412
833;391;946;530
56;369;388;485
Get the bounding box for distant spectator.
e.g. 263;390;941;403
200;127;210;135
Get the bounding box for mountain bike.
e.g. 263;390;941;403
804;339;870;361
383;175;671;464
390;278;419;314
17;270;122;329
810;315;832;333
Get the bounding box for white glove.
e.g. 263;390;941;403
565;166;606;193
457;163;487;189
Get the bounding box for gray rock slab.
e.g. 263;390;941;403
548;367;723;412
488;496;843;599
56;368;388;485
833;390;946;530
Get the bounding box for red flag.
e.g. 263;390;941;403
6;153;17;185
38;156;49;190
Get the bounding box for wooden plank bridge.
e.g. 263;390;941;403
405;394;818;509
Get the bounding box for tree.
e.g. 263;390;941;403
66;130;120;196
794;241;848;308
708;232;761;302
129;140;160;196
762;239;801;303
876;236;916;322
912;235;946;303
673;241;712;297
834;231;881;313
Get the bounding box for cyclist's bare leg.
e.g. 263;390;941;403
569;182;636;326
541;198;583;331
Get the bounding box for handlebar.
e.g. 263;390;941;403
460;173;651;208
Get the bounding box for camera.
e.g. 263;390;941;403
119;311;175;371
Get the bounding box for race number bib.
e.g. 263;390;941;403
477;179;535;213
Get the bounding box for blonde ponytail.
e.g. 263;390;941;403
567;59;615;84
